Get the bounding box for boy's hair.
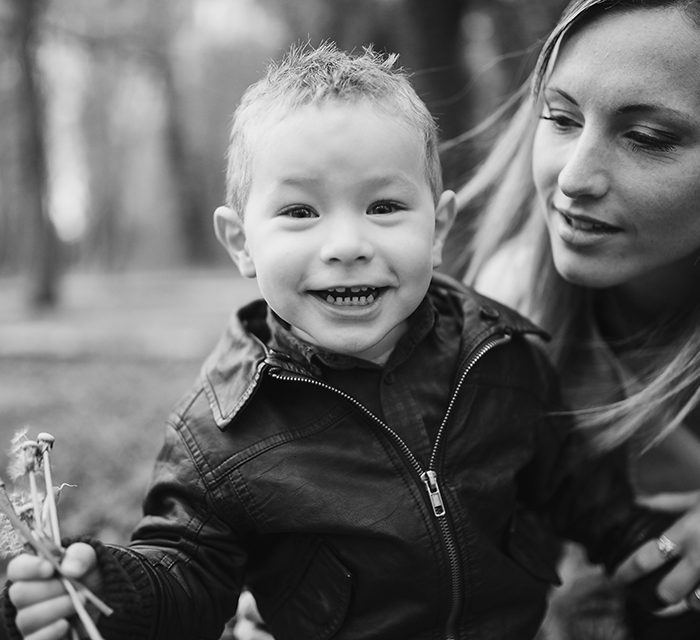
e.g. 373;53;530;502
225;41;443;214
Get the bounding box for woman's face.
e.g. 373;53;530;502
532;8;700;303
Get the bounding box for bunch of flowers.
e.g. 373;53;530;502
0;430;112;640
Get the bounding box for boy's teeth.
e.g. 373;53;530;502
328;286;370;293
323;287;377;306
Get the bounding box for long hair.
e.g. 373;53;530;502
451;0;700;451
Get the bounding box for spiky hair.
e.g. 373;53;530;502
225;41;443;215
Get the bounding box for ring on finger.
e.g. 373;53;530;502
687;587;700;612
656;534;679;561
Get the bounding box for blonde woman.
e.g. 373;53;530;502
450;0;700;637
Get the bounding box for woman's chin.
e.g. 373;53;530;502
553;258;620;290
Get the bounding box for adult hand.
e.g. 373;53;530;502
636;490;700;513
7;542;100;640
614;497;700;615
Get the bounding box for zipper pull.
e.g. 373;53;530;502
421;470;446;517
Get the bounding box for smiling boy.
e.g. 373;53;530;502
214;93;455;364
3;42;680;640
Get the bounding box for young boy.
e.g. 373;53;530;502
1;43;680;640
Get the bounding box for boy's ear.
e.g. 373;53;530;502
213;206;256;278
432;190;457;268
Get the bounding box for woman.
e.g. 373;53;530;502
450;0;700;637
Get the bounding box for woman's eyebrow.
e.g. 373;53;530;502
544;87;579;106
545;87;695;126
616;103;694;124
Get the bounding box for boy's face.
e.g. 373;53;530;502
216;101;455;364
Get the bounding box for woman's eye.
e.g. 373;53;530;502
627;131;678;154
281;206;317;219
368;201;400;215
539;113;580;131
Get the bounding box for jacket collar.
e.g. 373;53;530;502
200;299;270;428
268;295;437;377
201;274;548;429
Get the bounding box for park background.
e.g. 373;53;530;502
0;0;567;635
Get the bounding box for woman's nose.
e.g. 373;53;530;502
318;215;375;264
557;129;610;199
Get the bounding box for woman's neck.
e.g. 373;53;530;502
594;269;699;347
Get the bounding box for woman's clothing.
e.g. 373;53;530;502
475;249;700;639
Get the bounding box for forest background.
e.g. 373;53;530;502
0;0;567;635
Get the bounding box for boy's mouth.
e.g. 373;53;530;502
313;286;381;306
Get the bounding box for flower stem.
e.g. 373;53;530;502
37;434;61;546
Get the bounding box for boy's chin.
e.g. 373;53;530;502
290;328;394;365
320;331;403;365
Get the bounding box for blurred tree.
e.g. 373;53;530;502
260;0;472;138
10;0;61;308
141;0;212;264
46;0;213;268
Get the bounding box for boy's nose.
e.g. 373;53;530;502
318;217;375;263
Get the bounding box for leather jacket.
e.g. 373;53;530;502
98;276;665;640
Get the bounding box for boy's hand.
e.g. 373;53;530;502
613;497;700;614
233;591;275;640
7;542;101;639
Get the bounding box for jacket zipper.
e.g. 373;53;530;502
267;331;512;640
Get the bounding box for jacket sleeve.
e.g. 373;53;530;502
516;340;673;574
95;417;249;640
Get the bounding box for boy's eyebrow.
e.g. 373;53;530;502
279;176;322;188
363;174;418;190
279;173;419;191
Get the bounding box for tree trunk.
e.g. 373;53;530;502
13;0;60;308
156;51;212;264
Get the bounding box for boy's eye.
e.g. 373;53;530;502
280;206;317;219
368;201;401;215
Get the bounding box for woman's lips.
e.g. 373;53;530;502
552;207;623;247
556;207;622;234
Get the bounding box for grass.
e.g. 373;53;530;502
0;356;203;542
0;268;260;554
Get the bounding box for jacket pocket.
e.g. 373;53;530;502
260;540;353;640
506;509;562;585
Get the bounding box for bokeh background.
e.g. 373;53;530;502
0;0;568;634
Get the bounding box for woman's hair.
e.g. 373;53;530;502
451;0;700;451
225;41;443;215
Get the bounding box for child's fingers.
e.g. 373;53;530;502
14;594;74;637
8;579;66;609
20;617;70;640
6;554;54;582
59;542;97;579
